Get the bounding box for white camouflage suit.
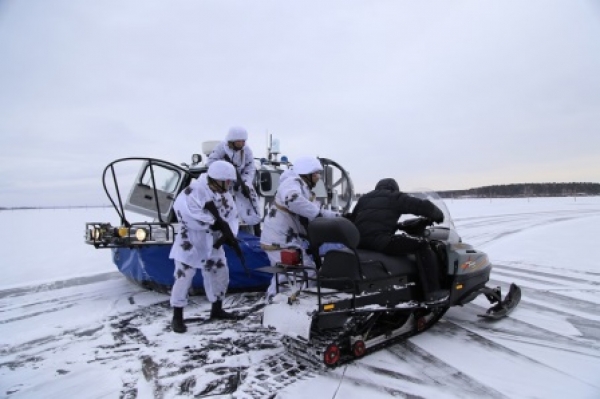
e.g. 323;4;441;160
169;174;239;307
206;141;261;226
260;169;340;297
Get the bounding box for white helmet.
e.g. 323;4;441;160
293;156;323;175
226;126;248;142
207;160;236;181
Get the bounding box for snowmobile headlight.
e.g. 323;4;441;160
117;227;129;238
134;228;148;242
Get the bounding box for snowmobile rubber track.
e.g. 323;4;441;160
282;306;449;368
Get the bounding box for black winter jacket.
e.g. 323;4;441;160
350;178;441;251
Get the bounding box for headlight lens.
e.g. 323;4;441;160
86;222;174;246
92;228;102;240
135;228;148;241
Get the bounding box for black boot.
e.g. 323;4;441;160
416;246;448;305
171;307;187;333
210;300;237;320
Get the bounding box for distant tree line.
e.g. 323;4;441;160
437;182;600;198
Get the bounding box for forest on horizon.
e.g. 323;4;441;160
437;182;600;198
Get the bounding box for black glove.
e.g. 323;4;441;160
431;206;444;224
398;218;428;236
213;234;226;249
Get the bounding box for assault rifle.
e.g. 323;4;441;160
223;153;251;199
204;201;249;276
222;155;260;217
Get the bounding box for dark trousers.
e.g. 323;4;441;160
382;235;442;296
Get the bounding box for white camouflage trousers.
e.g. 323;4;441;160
170;258;229;307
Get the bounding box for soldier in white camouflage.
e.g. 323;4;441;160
260;156;341;300
207;127;261;233
169;160;239;333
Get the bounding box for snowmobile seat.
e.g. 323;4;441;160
356;249;417;279
308;218;417;293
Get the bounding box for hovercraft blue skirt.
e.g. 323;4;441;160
112;231;272;295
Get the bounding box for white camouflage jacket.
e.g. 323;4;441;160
206;141;256;185
206;141;260;225
260;169;340;250
169;174;239;268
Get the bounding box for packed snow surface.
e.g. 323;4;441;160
1;196;599;398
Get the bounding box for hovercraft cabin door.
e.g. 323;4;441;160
125;160;186;222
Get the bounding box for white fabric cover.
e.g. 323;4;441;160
292;156;323;175
225;126;248;142
207;160;236;181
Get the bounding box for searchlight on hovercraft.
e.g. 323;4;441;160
84;136;355;294
260;191;521;367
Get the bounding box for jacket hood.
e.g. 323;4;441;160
279;169;296;184
375;178;400;192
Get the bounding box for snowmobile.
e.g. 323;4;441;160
261;191;521;367
83;136;355;294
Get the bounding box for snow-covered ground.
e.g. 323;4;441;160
1;197;599;398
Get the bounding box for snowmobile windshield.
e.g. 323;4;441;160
408;190;456;231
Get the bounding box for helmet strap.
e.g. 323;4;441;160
300;174;316;189
228;141;243;151
208;176;227;193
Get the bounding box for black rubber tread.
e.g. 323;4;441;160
282;306;449;368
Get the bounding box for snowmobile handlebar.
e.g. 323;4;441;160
396;217;433;237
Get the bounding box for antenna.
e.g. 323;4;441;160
265;130;269;160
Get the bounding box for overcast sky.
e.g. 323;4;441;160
1;0;599;207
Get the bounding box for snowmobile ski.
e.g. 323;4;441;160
478;283;521;320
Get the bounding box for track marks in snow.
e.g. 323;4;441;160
450;302;600;356
420;319;600;398
490;266;600;319
0;272;123;299
494;263;600;283
86;292;316;399
383;341;508;398
455;208;600;247
0;290;315;398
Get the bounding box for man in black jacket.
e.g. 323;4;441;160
350;178;449;304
